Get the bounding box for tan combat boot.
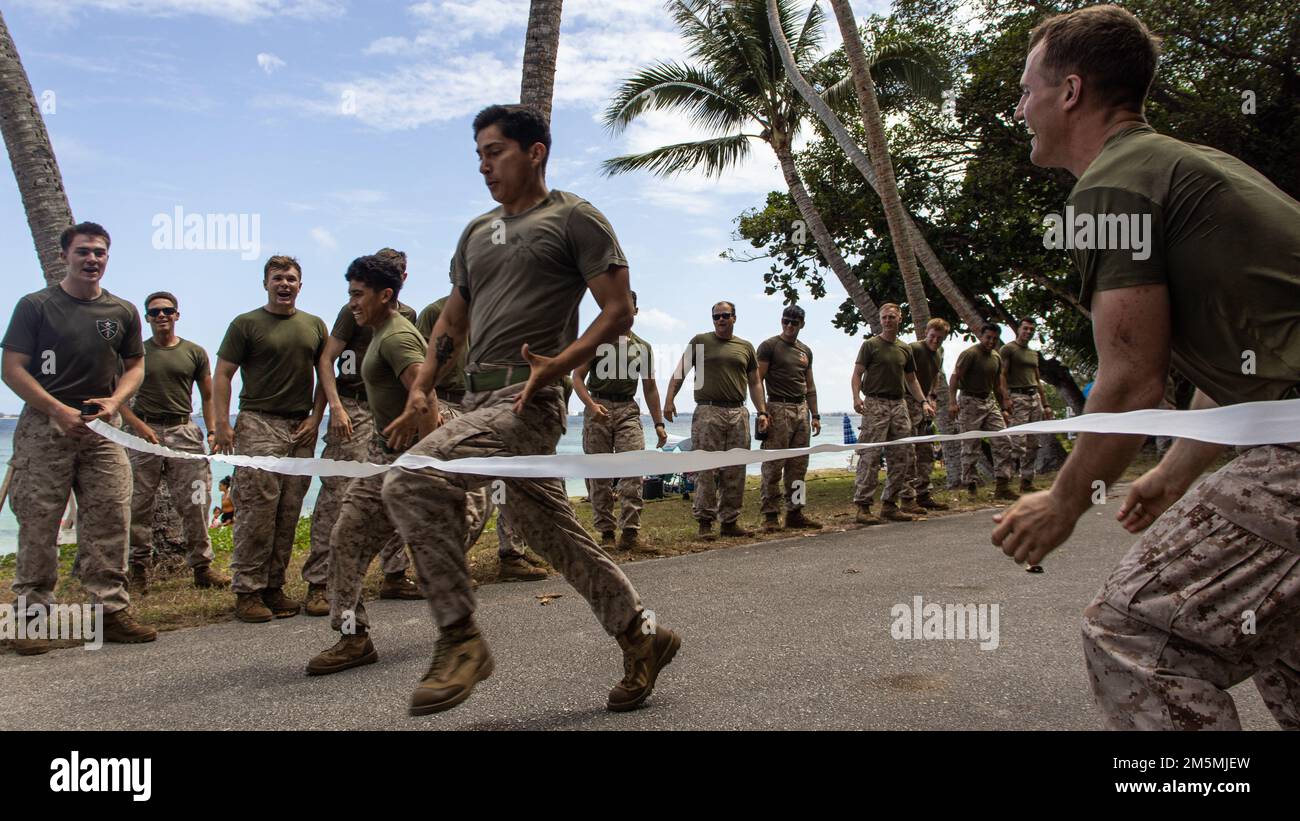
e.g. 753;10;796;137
306;632;378;676
608;613;681;713
881;500;915;522
697;520;716;542
900;498;928;517
380;573;422;600
101;609;158;644
600;530;617;547
409;619;494;716
193;565;230;589
994;478;1020;501
303;583;330;616
235;592;273;623
13;638;53;656
261;587;300;619
855;505;881;525
916;494;950;511
619;530;650;552
762;512;781;532
497;555;547;582
784;509;822;530
719;520;754;538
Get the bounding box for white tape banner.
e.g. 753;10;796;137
89;398;1300;481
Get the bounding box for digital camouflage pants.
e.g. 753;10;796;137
582;398;645;533
690;404;750;525
904;396;935;498
760;401;810;515
1007;392;1045;480
958;394;1013;485
854;396;914;505
127;420;214;569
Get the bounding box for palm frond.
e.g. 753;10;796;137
600;133;756;178
602;62;756;135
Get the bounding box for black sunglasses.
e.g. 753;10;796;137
781;317;802;326
712;312;733;321
147;307;177;317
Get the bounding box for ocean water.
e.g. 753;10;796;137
0;413;858;555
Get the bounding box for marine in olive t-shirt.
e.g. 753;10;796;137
451;189;626;372
134;338;208;417
415;297;467;394
689;332;757;403
216;307;327;416
331;301;417;395
585;331;653;398
1070;123;1300;405
955;345;1001;396
1;284;144;408
999;340;1040;390
757;335;812;399
855;336;915;398
907;340;943;396
362;313;427;444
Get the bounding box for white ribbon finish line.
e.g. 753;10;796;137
89;398;1300;481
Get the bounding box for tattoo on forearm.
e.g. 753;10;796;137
435;334;455;366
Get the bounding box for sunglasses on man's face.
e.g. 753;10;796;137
147;307;177;318
712;313;733;321
781;317;801;326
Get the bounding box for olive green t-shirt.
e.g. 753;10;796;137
855;335;915;398
955;345;1001;395
999;341;1040;389
757;335;813;399
415;297;466;394
217;307;327;416
362;313;427;443
1070;124;1300;405
586;331;653;398
331;301;417;392
908;340;943;396
451;190;627;373
690;332;757;403
134;338;208;417
1;285;144;408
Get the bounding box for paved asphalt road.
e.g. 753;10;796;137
0;498;1277;731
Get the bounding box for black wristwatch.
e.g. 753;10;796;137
654;422;666;429
757;411;769;418
811;414;821;420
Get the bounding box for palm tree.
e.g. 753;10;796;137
0;8;73;287
602;0;947;333
520;0;564;123
766;0;984;333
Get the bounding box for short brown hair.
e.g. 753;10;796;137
263;255;301;282
1028;4;1161;112
879;303;901;316
375;247;407;271
144;291;178;310
925;317;951;335
60;221;111;251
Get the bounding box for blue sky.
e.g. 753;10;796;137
0;0;913;415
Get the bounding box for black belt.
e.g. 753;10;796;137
592;391;634;402
337;383;366;401
139;413;191;426
962;391;990;400
768;394;805;404
695;399;743;408
435;387;465;405
252;408;311;421
1009;387;1038;395
866;393;902;400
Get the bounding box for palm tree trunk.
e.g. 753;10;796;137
773;140;881;335
519;0;564;123
0;8;73;287
765;0;983;334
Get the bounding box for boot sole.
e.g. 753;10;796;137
306;647;379;676
235;612;274;623
14;644;54;656
408;654;495;716
496;573;548;583
103;632;158;644
608;631;681;713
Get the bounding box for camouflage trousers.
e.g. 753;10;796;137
582;398;645;533
904;396;936;497
229;410;314;594
127;420;214;570
958;394;1013;484
1082;443;1300;730
9;407;132;613
690;404;750;525
854;397;915;505
1007;392;1045;479
382;382;642;634
760;401;810;515
302;397;407;585
448;399;527;560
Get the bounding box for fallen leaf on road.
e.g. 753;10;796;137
844;568;859;574
536;593;564;605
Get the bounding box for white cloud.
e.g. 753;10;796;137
310;226;338;249
257;52;287;74
634;307;684;333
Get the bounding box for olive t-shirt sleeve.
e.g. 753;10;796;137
805;345;813;367
855;340;871;368
216;317;247;365
1069;186;1168;308
450;223;474;292
331;304;357;342
193;345;210;381
903;346;915;374
1;297;40;355
757;339;774;363
381;329;427;385
954;348;973;375
314;318;328;357
745;342;758;374
121;305;144;360
567;201;628;281
415;304;437;341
